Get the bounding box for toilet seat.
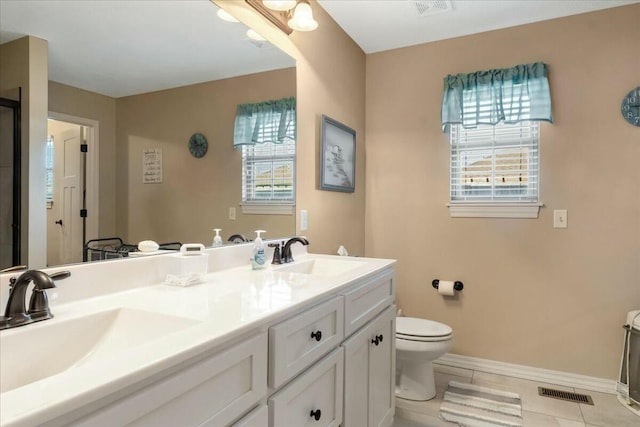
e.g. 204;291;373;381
396;317;452;342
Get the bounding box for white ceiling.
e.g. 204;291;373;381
0;0;295;98
2;1;637;97
317;0;640;53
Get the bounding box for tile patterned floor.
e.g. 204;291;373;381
392;364;639;427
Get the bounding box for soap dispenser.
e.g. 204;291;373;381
212;228;223;247
251;230;266;270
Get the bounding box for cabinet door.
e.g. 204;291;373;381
342;318;371;427
342;306;395;427
368;307;395;427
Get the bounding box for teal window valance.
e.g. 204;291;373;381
233;97;296;147
441;62;552;131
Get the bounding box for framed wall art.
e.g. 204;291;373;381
320;115;356;192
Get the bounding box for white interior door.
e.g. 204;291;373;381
59;127;84;264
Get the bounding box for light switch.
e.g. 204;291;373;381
229;207;236;220
300;209;308;231
553;209;567;228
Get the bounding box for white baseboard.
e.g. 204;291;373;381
435;353;617;395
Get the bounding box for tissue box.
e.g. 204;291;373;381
165;253;208;285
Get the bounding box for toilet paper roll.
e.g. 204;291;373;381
438;280;456;296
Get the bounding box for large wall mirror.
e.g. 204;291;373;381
0;0;296;268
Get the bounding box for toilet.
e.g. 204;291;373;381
395;317;453;401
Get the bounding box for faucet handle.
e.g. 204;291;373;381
49;271;71;281
268;243;282;265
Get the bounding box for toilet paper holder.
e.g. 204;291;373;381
432;279;464;291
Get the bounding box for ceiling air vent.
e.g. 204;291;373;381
412;0;453;17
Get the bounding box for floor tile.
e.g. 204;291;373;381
394;408;456;426
434;371;472;393
471;372;584;422
575;388;640;427
522;410;586;427
395;393;444;418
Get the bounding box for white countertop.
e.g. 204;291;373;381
0;253;395;427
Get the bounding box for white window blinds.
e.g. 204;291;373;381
450;121;539;202
242;139;295;203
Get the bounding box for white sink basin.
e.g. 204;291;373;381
273;257;367;277
0;308;199;393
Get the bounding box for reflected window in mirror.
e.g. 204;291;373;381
235;97;296;214
45;135;54;209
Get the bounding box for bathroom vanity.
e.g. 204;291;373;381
0;243;396;427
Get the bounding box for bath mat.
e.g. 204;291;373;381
439;381;523;427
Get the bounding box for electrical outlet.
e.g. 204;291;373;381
300;209;308;231
553;209;567;228
229;207;236;220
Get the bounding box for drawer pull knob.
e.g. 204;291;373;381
310;330;322;341
310;409;322;421
371;334;384;346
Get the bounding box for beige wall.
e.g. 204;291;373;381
0;36;48;268
48;81;117;239
365;4;640;379
216;0;367;256
115;68;296;244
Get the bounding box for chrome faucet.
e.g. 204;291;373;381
281;237;309;263
0;270;70;330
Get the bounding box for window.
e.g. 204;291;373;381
450;121;539;202
441;63;551;218
242;139;295;207
45;135;54;207
234;97;296;214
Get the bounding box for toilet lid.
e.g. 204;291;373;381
396;317;452;338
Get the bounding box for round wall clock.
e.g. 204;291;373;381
188;133;208;158
621;86;640;127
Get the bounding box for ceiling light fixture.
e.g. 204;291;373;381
217;9;239;23
245;0;318;35
246;28;267;41
287;0;318;32
262;0;297;11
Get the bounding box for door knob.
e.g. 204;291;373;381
55;219;63;226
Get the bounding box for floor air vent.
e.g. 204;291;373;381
538;387;594;405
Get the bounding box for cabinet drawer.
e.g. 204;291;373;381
269;296;344;389
71;333;267;427
269;348;344;427
232;405;268;427
343;272;395;337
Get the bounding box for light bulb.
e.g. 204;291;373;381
216;9;239;23
247;29;266;41
287;0;318;32
263;1;297;11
